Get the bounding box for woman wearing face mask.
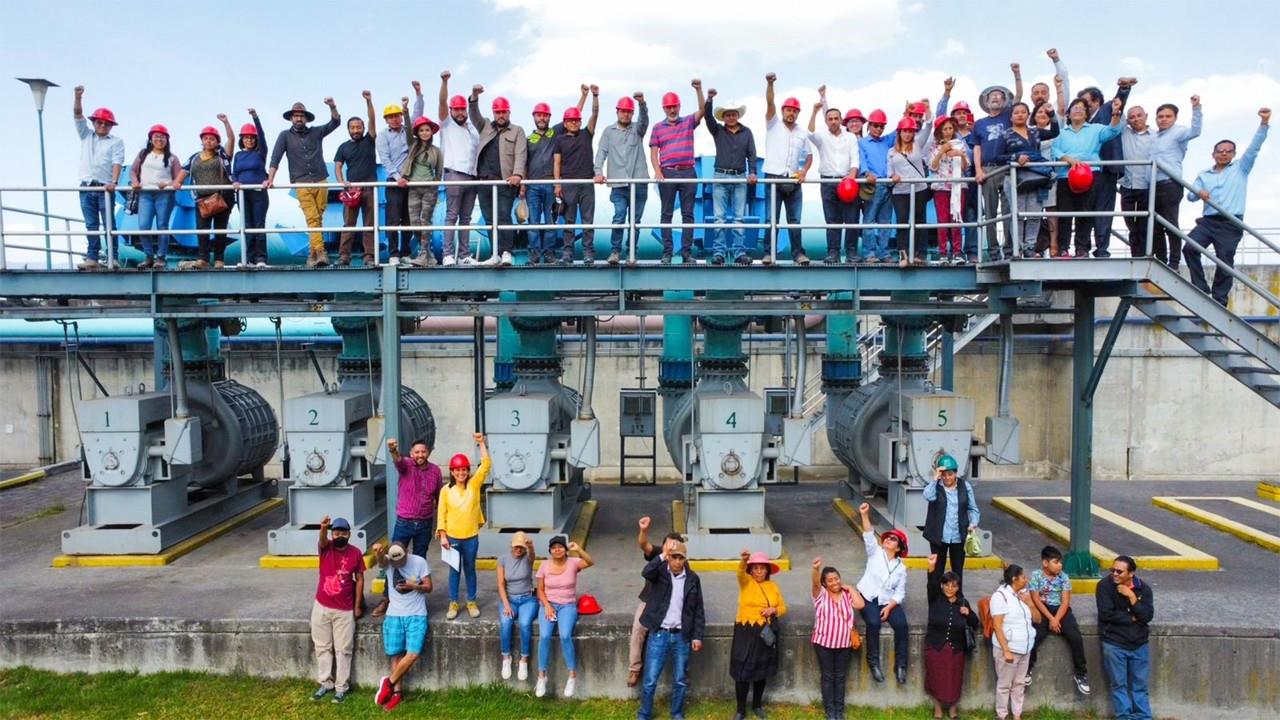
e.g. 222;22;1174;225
1052;96;1123;257
810;557;863;720
990;564;1041;720
232;109;270;267
924;556;980;720
436;432;490;621
854;501;909;685
181;115;236;269
534;535;594;698
128;125;186;269
990;102;1059;257
730;549;787;720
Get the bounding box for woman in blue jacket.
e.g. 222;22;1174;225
232;109;270;267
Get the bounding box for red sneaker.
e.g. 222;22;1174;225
383;693;402;711
375;676;393;705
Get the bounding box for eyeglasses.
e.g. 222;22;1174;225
1110;568;1127;575
869;123;885;128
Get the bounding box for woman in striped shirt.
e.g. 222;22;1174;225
810;557;864;720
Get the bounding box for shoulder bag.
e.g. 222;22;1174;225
756;582;777;647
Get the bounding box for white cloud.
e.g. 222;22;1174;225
1119;56;1146;75
936;40;966;59
470;40;497;58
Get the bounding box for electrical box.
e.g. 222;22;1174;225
763;388;791;437
619;389;657;437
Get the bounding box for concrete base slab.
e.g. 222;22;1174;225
475;500;598;570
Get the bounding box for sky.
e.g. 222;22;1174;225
2;0;1277;263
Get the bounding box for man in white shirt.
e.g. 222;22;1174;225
437;70;482;265
809;86;861;264
761;73;813;265
637;541;705;720
73;85;126;270
373;542;432;711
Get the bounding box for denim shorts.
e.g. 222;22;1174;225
383;614;428;656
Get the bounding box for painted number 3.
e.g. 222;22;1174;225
511;409;521;427
937;409;948;427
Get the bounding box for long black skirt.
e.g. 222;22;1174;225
730;622;778;682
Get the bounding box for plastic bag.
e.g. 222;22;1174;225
964;528;984;557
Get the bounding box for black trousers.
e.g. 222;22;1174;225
860;598;909;670
819;179;861;258
1030;604;1088;676
1119;188;1150;259
1090;171;1119;255
1184;215;1244;305
813;644;851;719
891;189;932;259
1056;179;1097;256
927;541;967;604
478;182;519;254
241;189;270;263
734;679;767;714
195;201;231;263
384;185;410;258
1153;180;1183;267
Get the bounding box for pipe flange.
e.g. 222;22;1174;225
513;358;563;377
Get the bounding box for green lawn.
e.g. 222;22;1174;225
0;667;1103;719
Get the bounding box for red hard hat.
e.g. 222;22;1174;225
491;96;511;112
844;108;865;123
881;529;909;557
199;125;221;141
448;94;468;110
836;177;859;203
896;117;918;132
661;92;680;108
576;594;603;615
449;453;471;471
1067;163;1095;193
148;124;169;137
563;107;582;121
616;96;636;112
910;102;928;116
531;102;551;116
952;101;972;114
88;107;117;125
239;122;258;137
781;97;802;111
868;109;888;124
338;188;363;208
933;116;952;131
413;116;440;133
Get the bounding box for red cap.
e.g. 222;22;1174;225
448;94;467;110
661;92;680;108
868;109;888;124
951;101;972;113
531;102;551;116
563;107;582;121
781;97;802;111
148;124;169;137
199;125;221;141
896;117;919;131
449;453;471;470
616;96;636;112
412;116;440;134
238;122;258;137
910;102;928;116
844;108;865;123
491;96;511;112
88;108;117;126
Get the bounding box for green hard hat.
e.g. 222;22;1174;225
937;455;959;472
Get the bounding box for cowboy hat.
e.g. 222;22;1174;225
283;102;316;122
745;550;781;575
978;86;1012;114
714;102;747;122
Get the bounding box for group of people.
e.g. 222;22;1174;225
69;56;1268;303
307;444;1155;719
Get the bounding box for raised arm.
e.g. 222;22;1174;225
569;541;593;570
411;80;424;121
703;92;719;134
1054;74;1067;119
363;90;376;138
217;113;235;157
937;77;954;118
1241;109;1271;174
1047;48;1071;101
1011;62;1024;104
318;514;331;551
1187;97;1203;142
73;84;85;122
635;93;649;136
808;101;821;134
810;556;823;599
576;84;589;113
438;71;451;123
765;72;777;123
692;78;706;123
469;84;488;132
251;110;267;158
857;502;874;535
587;84;600;135
321;97;340;135
636;516;655;555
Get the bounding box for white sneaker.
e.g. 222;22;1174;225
535;676;547;698
442;255;456;266
387;256;400;266
501;655;512;680
563;677;576;698
255;261;268;268
460;256;477;266
517;658;529;681
500;251;513;266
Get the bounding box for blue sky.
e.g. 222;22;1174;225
2;0;1277;243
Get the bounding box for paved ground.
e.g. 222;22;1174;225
1;467;1277;632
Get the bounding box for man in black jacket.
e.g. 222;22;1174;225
1096;555;1155;720
637;542;705;720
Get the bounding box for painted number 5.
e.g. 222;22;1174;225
937;409;948;427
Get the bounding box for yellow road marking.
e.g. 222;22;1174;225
991;496;1219;571
671;500;791;571
833;498;1005;570
1152;497;1280;553
476;499;599;570
0;470;46;490
1257;482;1280;502
259;535;388;569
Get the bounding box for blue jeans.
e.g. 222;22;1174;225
710;172;747;259
79;184;115;261
136;190;175;258
524;184;556;259
537;601;579;672
392;517;433;559
638;629;691;720
862;183;895;260
447;534;479;602
1102;642;1152;720
860;598;909;670
500;593;539;657
609;185;649;254
241;188;270;263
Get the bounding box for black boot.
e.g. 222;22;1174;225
869;662;885;683
895;665;908;685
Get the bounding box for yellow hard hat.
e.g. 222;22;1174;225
382;103;404;118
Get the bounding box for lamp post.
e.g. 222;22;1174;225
18;77;58;269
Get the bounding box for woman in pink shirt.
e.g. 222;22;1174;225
810;557;864;720
534;535;594;699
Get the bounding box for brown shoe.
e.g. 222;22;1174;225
627;670;640;687
214;260;226;269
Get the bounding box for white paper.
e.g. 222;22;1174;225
440;546;461;572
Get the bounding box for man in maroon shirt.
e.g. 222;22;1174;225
372;438;443;616
310;515;365;703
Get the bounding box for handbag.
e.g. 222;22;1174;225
1017;174;1054;192
125;189;140;215
850;624;862;650
756;582;777;648
197;192;229;219
963;620;978;654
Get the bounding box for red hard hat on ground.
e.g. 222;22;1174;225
413;116;440;133
844;108;865;123
952;101;972;114
881;529;909;557
563;107;582;121
88;108;117;126
148;124;169;137
910;102;928;116
616;96;636;112
491;96;511;112
449;453;471;471
661;92;680;108
448;94;468;110
896;117;919;132
868;109;888;124
199;125;221;141
782;97;802;111
837;177;859;203
577;594;603;615
239;122;258;137
531;102;551;116
1067;163;1095;193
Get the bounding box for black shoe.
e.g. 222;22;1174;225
660;253;672;265
823;253;839;264
752;707;767;720
680;250;694;264
895;666;908;685
734;255;752;266
710;255;725;265
869;663;885;683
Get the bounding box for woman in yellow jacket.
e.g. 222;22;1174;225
437;432;490;620
731;550;787;720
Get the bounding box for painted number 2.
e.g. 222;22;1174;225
308;409;319;426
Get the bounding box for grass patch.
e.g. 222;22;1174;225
0;502;66;530
0;667;1105;720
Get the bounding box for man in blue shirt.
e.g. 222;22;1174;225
1184;108;1270;306
970;63;1024;260
859;109;895;261
1148;96;1203;270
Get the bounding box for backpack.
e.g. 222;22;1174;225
977;595;995;640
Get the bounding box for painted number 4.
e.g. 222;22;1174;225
725;412;737;428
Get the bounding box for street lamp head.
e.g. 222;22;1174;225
17;78;59;112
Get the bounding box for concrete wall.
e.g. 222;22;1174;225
2;618;1275;719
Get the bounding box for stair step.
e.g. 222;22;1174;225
1228;365;1280;376
1173;330;1218;337
1202;347;1250;356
